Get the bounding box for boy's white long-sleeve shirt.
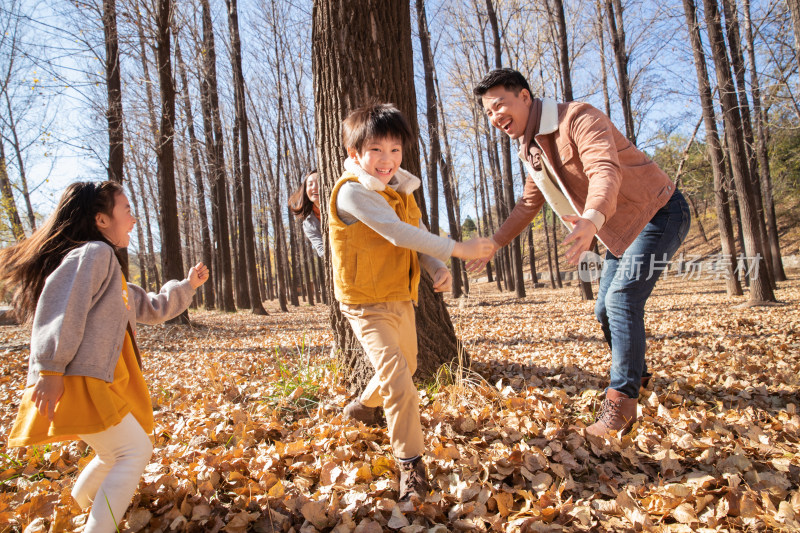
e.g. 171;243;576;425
335;159;454;277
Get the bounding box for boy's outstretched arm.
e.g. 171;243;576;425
452;237;496;260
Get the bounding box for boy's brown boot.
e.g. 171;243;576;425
399;457;430;502
586;388;638;437
344;399;381;425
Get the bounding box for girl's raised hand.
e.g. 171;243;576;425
32;374;64;421
188;262;210;289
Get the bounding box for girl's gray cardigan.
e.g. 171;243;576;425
26;241;195;386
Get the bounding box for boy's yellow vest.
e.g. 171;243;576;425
329;172;422;305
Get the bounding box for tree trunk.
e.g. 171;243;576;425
787;0;800;73
595;0;612;118
154;0;188;323
312;0;465;391
542;208;556;289
471;104;495;284
553;0;573;101
743;0;786;281
102;0;127;275
682;0;742;296
486;0;525;298
200;0;235;311
416;0;439;238
0;142;24;241
226;0;265;314
124;172;148;291
103;0;124;184
551;209;563;288
720;0;775;283
175;38;215;309
702;0;775;303
605;0;637;144
527;225;538;287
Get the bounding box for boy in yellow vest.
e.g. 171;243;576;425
330;103;494;501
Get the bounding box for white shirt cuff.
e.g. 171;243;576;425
583;209;605;232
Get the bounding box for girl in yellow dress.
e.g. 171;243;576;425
1;181;209;532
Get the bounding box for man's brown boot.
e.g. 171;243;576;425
343;399;380;425
399;457;430;502
586;388;638;437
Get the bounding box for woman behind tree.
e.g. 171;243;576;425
290;170;324;257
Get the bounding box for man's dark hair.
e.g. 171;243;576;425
473;68;532;100
342;103;414;153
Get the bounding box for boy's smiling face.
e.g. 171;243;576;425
349;136;403;185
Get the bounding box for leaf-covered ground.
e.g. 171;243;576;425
1;275;799;532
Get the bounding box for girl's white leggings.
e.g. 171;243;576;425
73;413;152;533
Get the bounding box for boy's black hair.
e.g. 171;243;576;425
473;68;532;100
342;103;413;153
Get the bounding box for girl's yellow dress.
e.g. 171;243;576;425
8;276;153;446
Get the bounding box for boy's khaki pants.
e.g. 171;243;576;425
340;300;424;459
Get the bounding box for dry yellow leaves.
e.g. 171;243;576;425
0;276;798;531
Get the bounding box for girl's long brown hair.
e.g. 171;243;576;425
289;170;318;220
0;180;122;322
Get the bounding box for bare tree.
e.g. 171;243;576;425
680;0;741;296
154;0;187;320
743;0;786;282
485;0;525;297
226;0;266;314
702;0;775;303
0;141;23;241
199;0;235;311
605;0;637;144
174;36;214;307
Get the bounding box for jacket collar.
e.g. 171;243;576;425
519;97;558;162
344;157;421;194
538;97;559;135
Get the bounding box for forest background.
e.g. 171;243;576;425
2;0;800;530
1;0;798;311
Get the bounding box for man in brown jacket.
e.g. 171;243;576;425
469;69;690;437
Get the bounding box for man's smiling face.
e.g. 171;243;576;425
481;85;533;140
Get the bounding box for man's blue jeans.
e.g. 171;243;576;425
595;190;691;398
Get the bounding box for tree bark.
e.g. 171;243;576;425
720;0;775;283
226;0;266;313
680;0;744;297
175;38;215;309
605;0;637;144
102;0;124;184
787;0;800;73
416;0;439;239
312;0;465;391
542;207;556;288
595;0;612;118
743;0;786;281
702;0;775;303
199;0;235;311
553;0;573;101
102;0;127;275
0;141;24;241
154;0;187;323
486;0;525;298
551;209;563;288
